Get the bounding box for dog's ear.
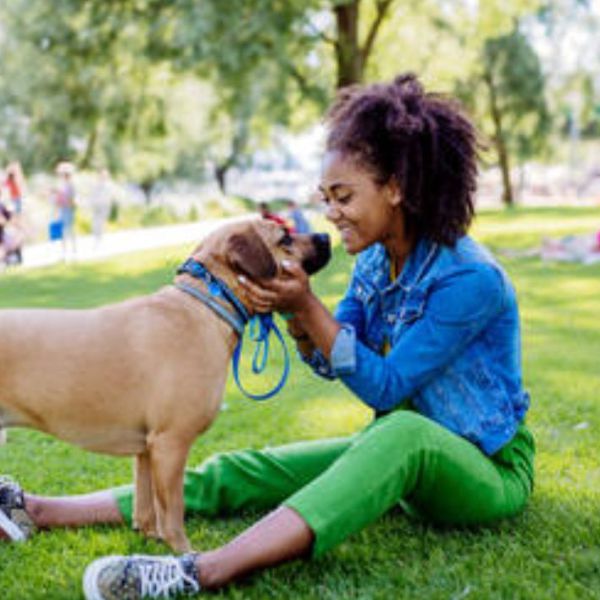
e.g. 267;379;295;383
227;231;277;280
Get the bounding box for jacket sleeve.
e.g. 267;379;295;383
300;269;366;380
330;263;508;410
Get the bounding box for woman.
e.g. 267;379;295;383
0;74;533;600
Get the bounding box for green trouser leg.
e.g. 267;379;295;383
114;411;534;557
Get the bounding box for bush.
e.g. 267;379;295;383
139;205;180;227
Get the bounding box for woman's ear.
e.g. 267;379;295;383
384;177;402;208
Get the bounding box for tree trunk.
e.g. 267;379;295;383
214;163;230;195
213;117;249;195
483;69;514;207
334;0;362;88
333;0;394;89
140;181;154;206
80;125;98;170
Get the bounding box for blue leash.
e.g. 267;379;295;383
231;314;290;401
176;258;290;401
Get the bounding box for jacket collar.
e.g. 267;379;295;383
361;238;439;292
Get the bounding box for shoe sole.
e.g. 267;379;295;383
0;509;26;541
83;555;124;600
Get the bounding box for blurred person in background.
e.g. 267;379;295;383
89;168;113;249
53;161;78;260
286;199;312;234
3;162;26;215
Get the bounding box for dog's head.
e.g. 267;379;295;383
191;218;331;311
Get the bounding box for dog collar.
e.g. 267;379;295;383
176;258;249;336
175;258;290;401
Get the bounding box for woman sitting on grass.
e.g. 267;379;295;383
0;73;534;600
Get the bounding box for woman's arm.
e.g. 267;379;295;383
240;259;508;412
338;263;508;411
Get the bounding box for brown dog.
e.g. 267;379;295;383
0;218;331;551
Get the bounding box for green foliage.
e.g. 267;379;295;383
138;205;180;227
0;1;164;172
108;201;119;223
0;207;599;598
454;24;551;204
0;0;597;202
482;29;552;162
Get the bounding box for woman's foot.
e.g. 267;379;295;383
83;553;202;600
0;476;35;541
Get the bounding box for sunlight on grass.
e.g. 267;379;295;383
292;397;371;437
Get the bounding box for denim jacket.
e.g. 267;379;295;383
305;236;530;455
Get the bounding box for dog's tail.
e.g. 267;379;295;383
0;428;6;445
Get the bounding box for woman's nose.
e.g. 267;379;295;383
325;202;341;222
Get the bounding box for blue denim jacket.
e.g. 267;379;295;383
305;236;530;455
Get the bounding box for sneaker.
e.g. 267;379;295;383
0;476;35;541
83;553;202;600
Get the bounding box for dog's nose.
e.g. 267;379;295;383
313;233;331;258
302;233;331;275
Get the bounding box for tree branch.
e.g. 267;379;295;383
282;60;328;105
302;14;337;47
360;0;394;66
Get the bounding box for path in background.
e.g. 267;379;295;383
18;215;251;270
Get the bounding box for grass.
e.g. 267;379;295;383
1;206;600;599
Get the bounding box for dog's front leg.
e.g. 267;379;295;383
148;432;192;553
133;450;158;538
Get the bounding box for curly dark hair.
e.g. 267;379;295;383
325;73;478;246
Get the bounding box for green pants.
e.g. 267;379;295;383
114;411;535;556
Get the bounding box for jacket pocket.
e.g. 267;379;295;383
398;288;427;323
351;274;376;305
390;288;428;344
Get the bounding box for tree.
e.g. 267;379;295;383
456;28;551;205
0;0;174;179
1;0;557;202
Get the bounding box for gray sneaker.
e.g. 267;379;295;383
83;553;202;600
0;476;35;541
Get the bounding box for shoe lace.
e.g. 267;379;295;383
138;558;199;598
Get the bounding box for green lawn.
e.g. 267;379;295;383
1;206;600;599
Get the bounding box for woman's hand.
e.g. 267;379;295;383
239;259;341;359
238;259;313;315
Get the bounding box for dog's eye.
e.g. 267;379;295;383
279;230;293;246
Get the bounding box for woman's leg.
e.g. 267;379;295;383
82;413;533;596
198;505;313;587
0;480;123;541
197;412;533;586
5;435;353;538
284;411;533;556
113;435;355;527
25;490;124;529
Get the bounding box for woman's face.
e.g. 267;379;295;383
318;150;403;255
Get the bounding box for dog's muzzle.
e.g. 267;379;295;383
302;233;331;275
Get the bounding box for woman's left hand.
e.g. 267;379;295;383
238;259;312;315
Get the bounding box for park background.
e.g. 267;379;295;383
1;1;600;599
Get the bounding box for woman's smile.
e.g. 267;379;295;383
337;224;353;241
